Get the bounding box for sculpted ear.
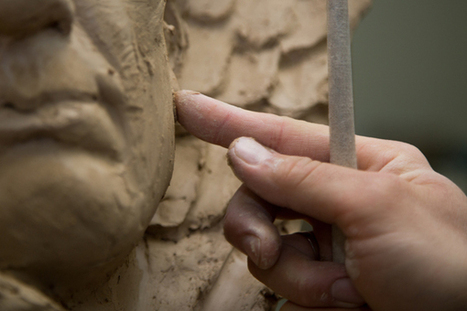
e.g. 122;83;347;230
169;66;181;128
163;1;188;92
169;65;180;93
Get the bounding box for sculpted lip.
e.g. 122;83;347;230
0;100;126;160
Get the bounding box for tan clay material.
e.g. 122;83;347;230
184;0;235;22
169;0;371;118
0;0;174;297
0;0;371;310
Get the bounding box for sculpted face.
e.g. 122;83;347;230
0;0;174;278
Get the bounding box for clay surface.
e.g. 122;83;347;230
168;0;371;119
150;0;371;309
0;0;371;310
0;0;174;307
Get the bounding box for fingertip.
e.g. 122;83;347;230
173;90;202;120
173;90;225;143
174;89;201;101
224;186;282;269
234;227;282;270
241;235;262;268
245;239;282;270
258;234;282;269
173;90;200;111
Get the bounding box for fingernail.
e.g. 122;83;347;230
231;137;273;165
242;235;261;267
331;278;365;305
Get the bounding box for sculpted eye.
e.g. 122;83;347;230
1;102;14;109
46;20;68;35
0;0;74;38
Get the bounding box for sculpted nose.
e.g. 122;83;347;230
0;0;74;38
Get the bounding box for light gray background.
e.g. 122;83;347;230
352;0;467;191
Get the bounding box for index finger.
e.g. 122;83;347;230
174;91;430;173
175;91;331;163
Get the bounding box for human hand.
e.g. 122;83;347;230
174;91;467;311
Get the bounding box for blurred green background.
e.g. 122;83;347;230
352;0;467;191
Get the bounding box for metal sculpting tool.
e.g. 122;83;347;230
327;0;357;264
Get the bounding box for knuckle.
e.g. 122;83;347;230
224;206;251;238
358;139;430;172
268;116;288;148
223;211;252;247
223;189;271;241
212;111;233;144
389;141;430;166
223;210;236;236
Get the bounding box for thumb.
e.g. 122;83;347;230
227;137;404;232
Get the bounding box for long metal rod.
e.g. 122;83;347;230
327;0;357;264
